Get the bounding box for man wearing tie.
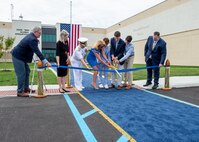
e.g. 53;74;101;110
144;31;167;89
110;31;125;89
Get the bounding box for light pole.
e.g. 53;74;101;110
10;4;14;21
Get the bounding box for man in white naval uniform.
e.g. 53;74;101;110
71;37;89;91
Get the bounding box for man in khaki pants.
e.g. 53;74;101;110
115;35;134;89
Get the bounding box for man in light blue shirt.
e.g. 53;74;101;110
115;35;135;89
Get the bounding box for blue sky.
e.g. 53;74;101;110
0;0;165;28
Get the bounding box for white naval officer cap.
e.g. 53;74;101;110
78;37;88;43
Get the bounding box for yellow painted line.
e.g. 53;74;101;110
75;88;136;142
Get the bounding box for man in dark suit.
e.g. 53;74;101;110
11;26;51;97
144;31;167;89
110;31;125;89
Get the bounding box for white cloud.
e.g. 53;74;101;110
0;0;165;28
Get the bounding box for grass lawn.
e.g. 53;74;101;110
132;64;199;80
0;62;199;86
0;62;57;86
86;64;199;81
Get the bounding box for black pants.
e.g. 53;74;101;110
146;58;160;85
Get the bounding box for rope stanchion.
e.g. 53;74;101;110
162;59;172;91
66;65;73;88
33;60;47;98
29;59;37;97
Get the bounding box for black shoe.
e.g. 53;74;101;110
62;88;70;92
17;92;29;97
109;84;115;88
24;88;35;93
143;82;152;87
152;84;158;89
116;85;122;90
59;89;64;93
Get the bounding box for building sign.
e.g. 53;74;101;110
12;20;42;50
15;28;30;35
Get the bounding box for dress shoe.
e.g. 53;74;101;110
125;85;132;90
24;88;35;93
62;88;70;92
17;92;29;97
121;84;127;88
116;85;122;90
143;82;152;87
152;84;158;89
109;84;115;88
59;88;65;93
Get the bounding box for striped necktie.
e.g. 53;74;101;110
152;41;156;50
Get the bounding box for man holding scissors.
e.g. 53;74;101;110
110;31;125;90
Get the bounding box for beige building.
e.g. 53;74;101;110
0;20;42;62
82;0;199;66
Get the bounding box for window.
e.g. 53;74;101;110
42;34;56;42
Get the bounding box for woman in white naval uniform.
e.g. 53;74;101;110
71;37;89;91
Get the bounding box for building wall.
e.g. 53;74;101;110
4;20;42;61
0;20;43;62
105;0;199;66
56;23;61;42
12;20;42;51
106;0;194;39
0;22;12;37
81;27;106;48
0;22;12;62
133;29;199;66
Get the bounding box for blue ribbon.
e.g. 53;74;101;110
39;64;160;73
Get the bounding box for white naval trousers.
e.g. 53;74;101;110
71;60;83;91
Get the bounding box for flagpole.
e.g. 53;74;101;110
66;0;73;88
70;0;72;56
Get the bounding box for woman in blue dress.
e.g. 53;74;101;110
87;40;111;89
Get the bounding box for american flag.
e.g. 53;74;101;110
60;23;81;56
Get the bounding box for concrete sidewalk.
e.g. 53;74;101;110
0;76;198;94
135;76;199;89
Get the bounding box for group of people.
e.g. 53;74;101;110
11;26;166;97
56;30;167;91
59;31;135;91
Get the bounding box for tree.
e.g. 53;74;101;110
0;36;4;59
5;37;15;51
0;36;15;71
